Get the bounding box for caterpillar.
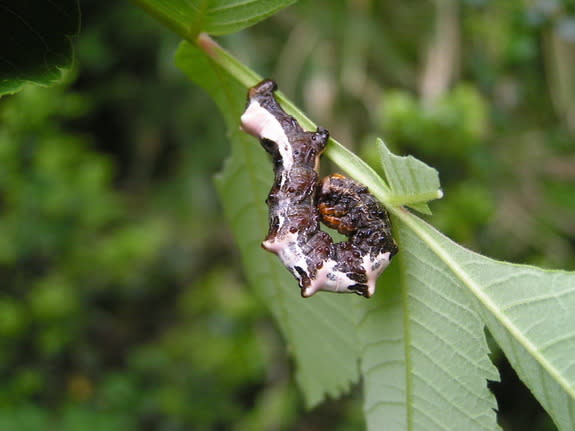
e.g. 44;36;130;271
240;79;398;298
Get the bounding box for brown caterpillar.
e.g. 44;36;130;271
240;80;398;298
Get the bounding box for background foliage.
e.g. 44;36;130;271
1;0;574;429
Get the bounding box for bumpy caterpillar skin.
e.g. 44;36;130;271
240;79;398;298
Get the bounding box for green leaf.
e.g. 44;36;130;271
170;32;575;431
355;265;408;429
378;138;443;214
398;212;575;430
378;208;575;431
175;41;362;407
131;0;296;39
0;0;79;96
360;217;500;430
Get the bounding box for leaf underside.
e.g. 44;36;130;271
0;0;79;96
354;207;502;430
392;209;575;431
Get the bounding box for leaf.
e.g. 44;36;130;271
378;138;443;214
131;0;296;38
168;30;575;431
355;265;408;429
175;41;362;407
382;208;575;431
360;217;500;430
0;0;79;96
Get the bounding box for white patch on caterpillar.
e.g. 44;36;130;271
300;251;391;298
262;232;310;286
241;100;293;186
363;251;392;297
301;259;356;297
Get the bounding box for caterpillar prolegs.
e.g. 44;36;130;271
240;80;398;298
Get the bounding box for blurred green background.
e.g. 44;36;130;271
0;0;573;430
